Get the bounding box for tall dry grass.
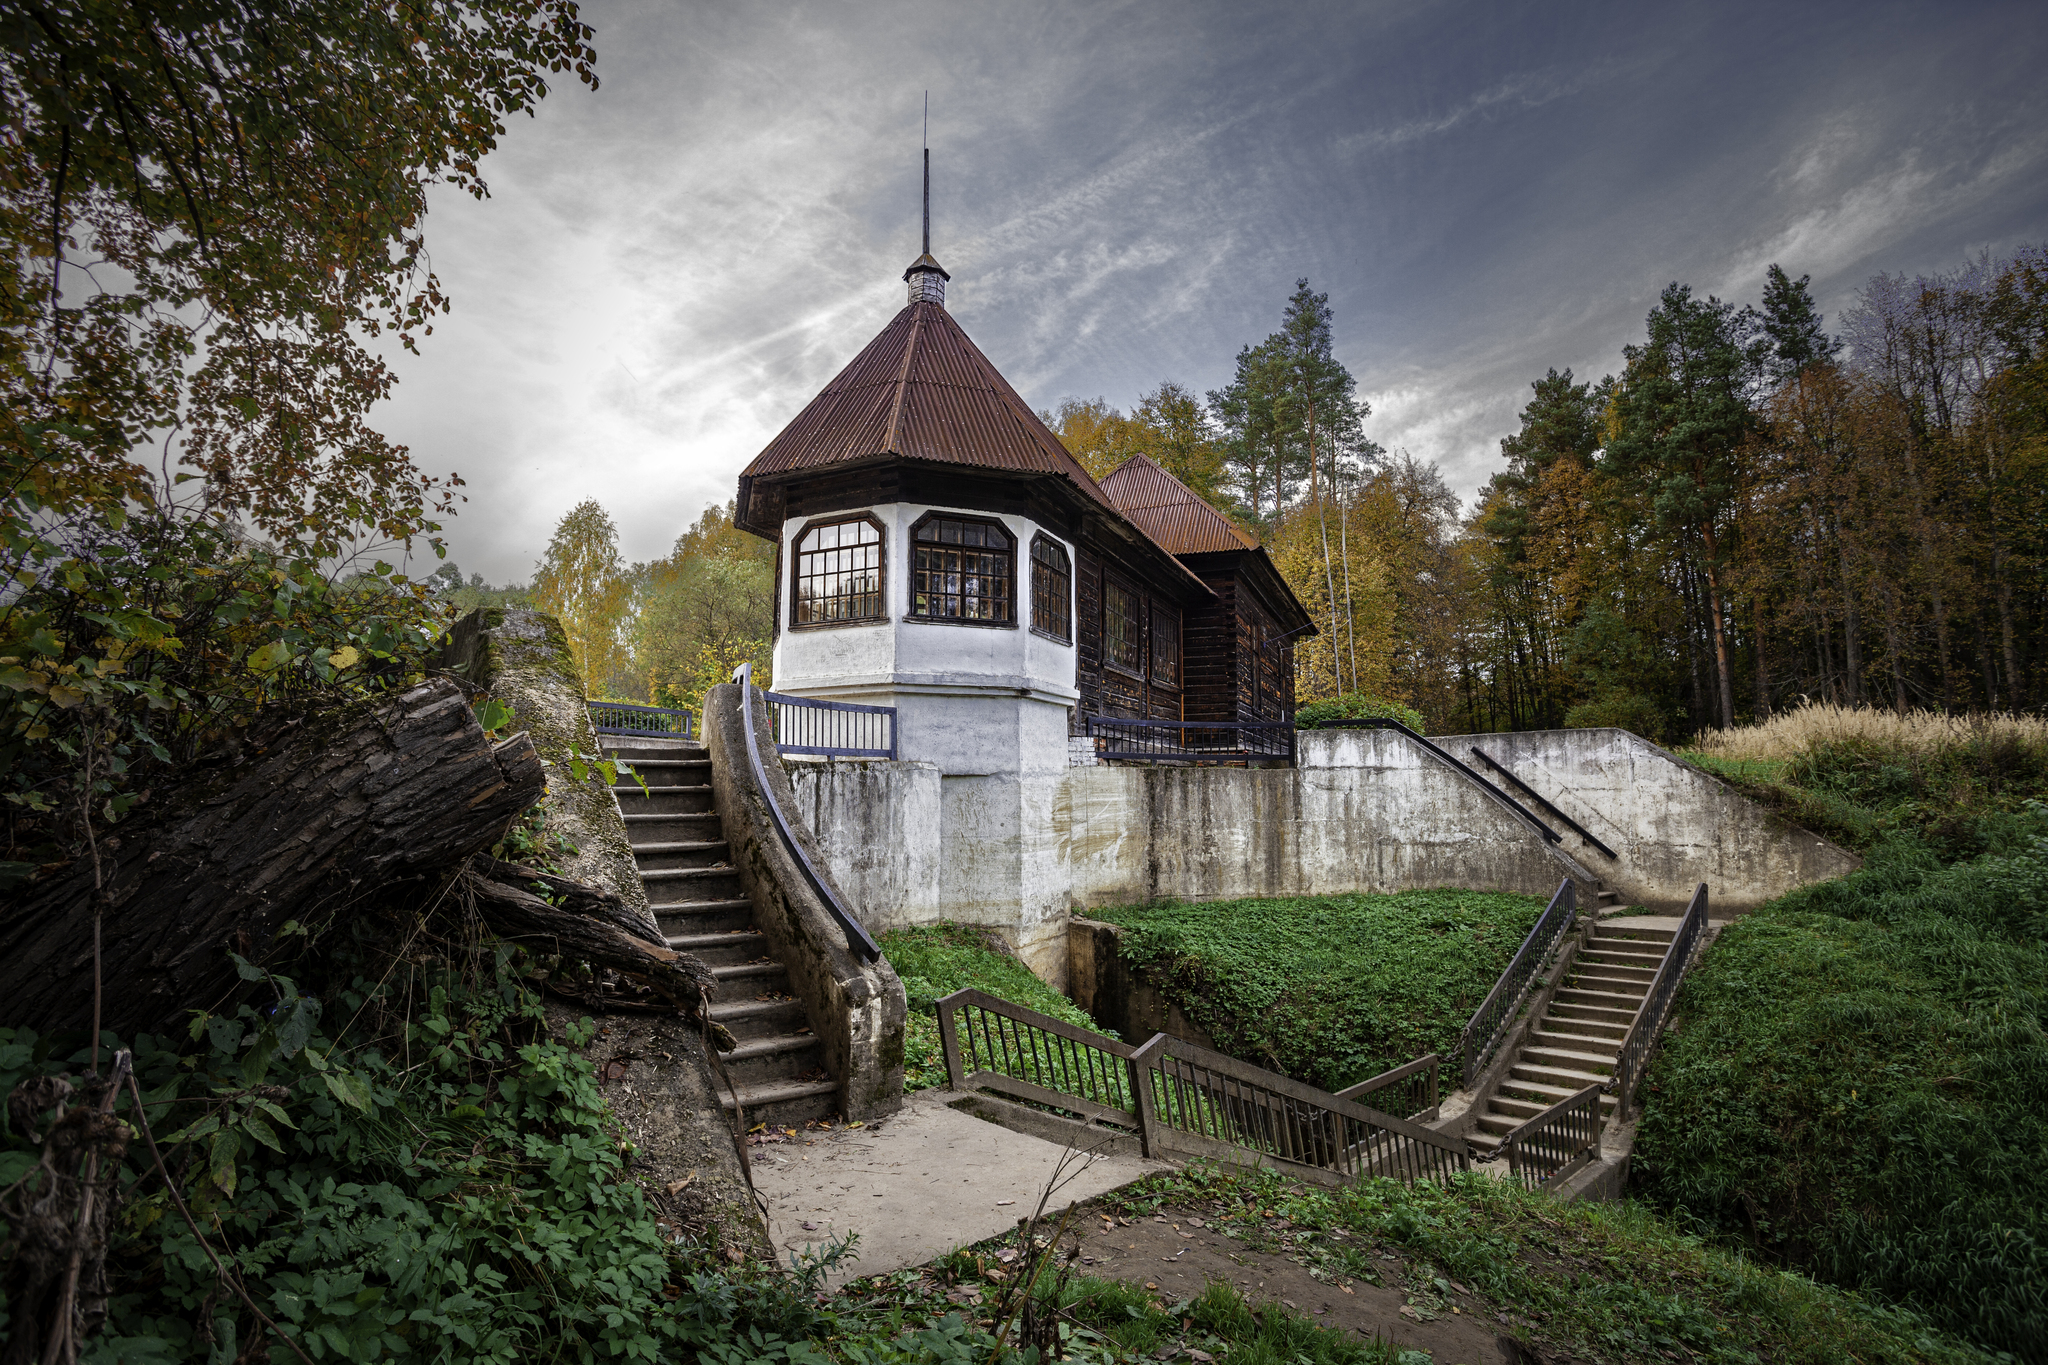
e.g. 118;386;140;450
1691;702;2048;762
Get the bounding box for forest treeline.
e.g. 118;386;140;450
497;250;2047;741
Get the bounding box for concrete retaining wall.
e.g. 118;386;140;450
1453;728;1860;912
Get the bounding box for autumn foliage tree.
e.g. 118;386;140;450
531;500;633;699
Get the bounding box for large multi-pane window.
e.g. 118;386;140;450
793;516;884;625
1104;577;1141;671
1030;535;1071;642
911;514;1014;622
1151;604;1180;687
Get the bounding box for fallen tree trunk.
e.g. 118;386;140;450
463;868;727;1045
0;677;546;1040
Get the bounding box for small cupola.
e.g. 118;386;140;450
904;252;949;306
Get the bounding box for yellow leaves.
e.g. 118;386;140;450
247;640;292;674
47;684;86;709
327;645;360;671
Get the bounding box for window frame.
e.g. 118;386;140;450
904;511;1019;629
1150;600;1181;689
1102;573;1144;677
789;513;888;630
1028;533;1073;645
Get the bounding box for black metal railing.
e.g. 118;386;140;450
1309;719;1562;844
730;664;881;962
1335;1052;1441;1123
1460;879;1577;1088
1611;882;1709;1118
588;700;692;739
1084;715;1295;764
1500;1082;1604;1186
936;988;1470;1185
764;690;897;759
1466;748;1618;859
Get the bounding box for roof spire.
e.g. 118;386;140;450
905;91;949;306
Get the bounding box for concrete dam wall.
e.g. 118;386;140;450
788;726;1857;985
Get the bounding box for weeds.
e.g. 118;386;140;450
1088;890;1546;1093
880;924;1103;1093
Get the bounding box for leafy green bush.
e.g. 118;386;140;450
1089;890;1547;1092
1293;691;1426;733
880;923;1100;1093
1633;834;2048;1359
1562;689;1673;744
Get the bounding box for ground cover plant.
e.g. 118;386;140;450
1632;827;2048;1360
1085;1162;1994;1365
881;923;1105;1092
1087;891;1547;1093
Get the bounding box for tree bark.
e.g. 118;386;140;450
0;677;545;1040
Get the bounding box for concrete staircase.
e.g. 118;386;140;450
1465;917;1676;1159
603;736;840;1128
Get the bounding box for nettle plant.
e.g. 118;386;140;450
0;506;446;874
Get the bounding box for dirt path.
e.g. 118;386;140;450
1073;1201;1526;1365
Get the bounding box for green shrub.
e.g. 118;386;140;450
879;923;1100;1093
1562;689;1673;744
1633;836;2048;1359
1089;890;1547;1093
1293;691;1426;733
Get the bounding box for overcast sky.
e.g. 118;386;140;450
375;0;2048;585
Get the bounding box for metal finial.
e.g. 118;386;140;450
922;92;930;257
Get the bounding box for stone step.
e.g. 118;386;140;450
643;867;743;900
1593;926;1676;946
1577;946;1666;970
632;840;731;872
667;928;768;966
1519;1040;1618;1073
602;742;707;764
613;785;716;816
654;898;755;934
1539;1014;1628;1042
712;959;790;986
1547;1000;1640;1026
1565;970;1654;997
721;1077;838;1128
1510;1059;1614;1092
708;995;810;1042
723;1032;825;1085
1568;960;1657;985
1552;985;1647;1011
624;812;723;844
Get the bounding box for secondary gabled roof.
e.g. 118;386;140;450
1098;454;1260;555
739;300;1119;515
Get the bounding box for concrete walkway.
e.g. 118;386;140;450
749;1090;1167;1282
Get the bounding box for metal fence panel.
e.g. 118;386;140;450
588;701;692;738
764;690;897;759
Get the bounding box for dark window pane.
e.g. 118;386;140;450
1151;605;1179;687
1105;578;1140;670
1030;536;1071;642
795;517;883;625
911;516;1013;623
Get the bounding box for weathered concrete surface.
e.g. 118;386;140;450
788;759;942;929
438;607;657;938
440;609;766;1256
1066;917;1216;1048
704;683;908;1120
1455;728;1860;911
751;1089;1167;1284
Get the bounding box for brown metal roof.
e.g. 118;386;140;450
741;301;1119;514
1098;455;1260;554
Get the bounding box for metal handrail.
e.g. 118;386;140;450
1610;882;1710;1118
1499;1082;1604;1185
1084;715;1295;763
1309;719;1562;844
764;689;897;759
588;699;693;738
1459;879;1576;1088
1335;1052;1441;1122
936;988;1469;1185
1466;748;1618;859
729;663;881;962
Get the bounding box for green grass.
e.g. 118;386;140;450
1087;890;1548;1093
880;923;1103;1092
1632;831;2048;1360
1095;1162;1996;1364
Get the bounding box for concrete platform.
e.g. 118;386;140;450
749;1089;1168;1282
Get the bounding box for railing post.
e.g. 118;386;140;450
1129;1034;1165;1159
936;994;965;1090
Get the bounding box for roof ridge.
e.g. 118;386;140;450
881;304;927;454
